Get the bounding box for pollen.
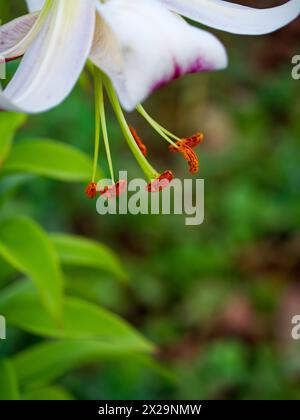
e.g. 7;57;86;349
129;126;148;157
169;132;203;174
100;180;127;199
184;146;199;174
169;132;204;153
85;182;98;199
183;132;204;149
147;170;174;193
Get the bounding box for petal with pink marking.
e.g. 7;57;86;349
90;0;227;111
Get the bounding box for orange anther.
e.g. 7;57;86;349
100;180;127;198
147;170;174;193
129;126;148;157
169;132;203;175
85;182;98;199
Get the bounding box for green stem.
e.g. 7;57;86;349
102;74;159;181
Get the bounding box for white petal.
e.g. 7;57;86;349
160;0;300;35
0;0;95;113
90;0;227;111
0;13;39;59
26;0;45;12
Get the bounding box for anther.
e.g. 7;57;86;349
169;132;204;152
182;132;204;149
129;126;148;157
85;182;98;199
147;170;174;193
169;132;203;174
182;146;199;174
100;180;127;199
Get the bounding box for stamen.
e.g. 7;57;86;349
85;182;98;199
182;133;204;149
169;143;199;174
92;67;101;183
169;133;204;152
168;133;204;175
147;170;174;193
136;105;178;148
97;72;115;184
129;126;148;157
182;146;199;174
100;180;127;199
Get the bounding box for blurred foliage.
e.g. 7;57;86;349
1;0;300;400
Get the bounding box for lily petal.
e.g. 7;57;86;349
26;0;45;12
90;0;227;111
160;0;300;35
0;13;39;59
0;0;95;113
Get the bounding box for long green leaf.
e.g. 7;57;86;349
0;359;20;400
51;234;128;282
0;217;63;319
13;340;174;390
0;112;26;167
13;340;141;387
2;139;100;182
0;283;153;352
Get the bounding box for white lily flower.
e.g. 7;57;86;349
1;0;299;113
0;0;299;193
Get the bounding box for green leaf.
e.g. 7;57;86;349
22;386;74;401
51;234;128;282
1;139;100;182
0;283;153;352
13;340;143;387
13;339;168;390
0;359;20;400
0;217;63;319
0;112;26;167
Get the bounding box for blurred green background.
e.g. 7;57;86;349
1;0;300;400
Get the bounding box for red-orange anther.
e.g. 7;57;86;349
85;182;98;199
183;132;204;149
129;126;148;157
169;132;203;175
147;170;174;193
182;146;199;174
100;180;127;198
169;144;199;174
169;132;204;153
